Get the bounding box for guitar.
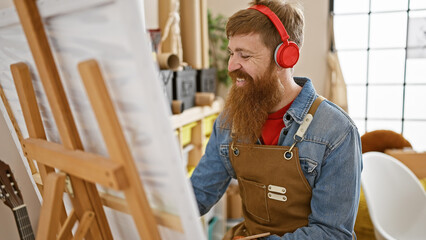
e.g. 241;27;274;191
0;160;35;240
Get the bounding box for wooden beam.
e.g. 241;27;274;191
11;62;55;190
36;173;66;240
99;192;184;233
74;211;95;240
188;120;204;167
10;63;47;140
78;59;162;239
23;138;128;190
11;60;71;238
58;209;77;240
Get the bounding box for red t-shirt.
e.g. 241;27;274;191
261;101;293;145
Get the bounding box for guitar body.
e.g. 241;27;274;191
0;160;35;240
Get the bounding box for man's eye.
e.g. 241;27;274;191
241;55;250;59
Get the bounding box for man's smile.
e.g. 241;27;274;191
236;78;246;87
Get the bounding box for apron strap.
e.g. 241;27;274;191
308;95;325;116
294;95;325;141
284;95;325;160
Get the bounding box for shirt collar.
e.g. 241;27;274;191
286;77;317;124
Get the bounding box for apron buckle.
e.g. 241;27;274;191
283;141;297;160
231;142;240;156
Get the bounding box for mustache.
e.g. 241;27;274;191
228;69;253;82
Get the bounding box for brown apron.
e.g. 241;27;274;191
223;96;324;240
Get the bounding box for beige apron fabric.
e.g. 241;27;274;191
226;143;311;239
223;97;324;240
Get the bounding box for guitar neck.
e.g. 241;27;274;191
12;205;35;240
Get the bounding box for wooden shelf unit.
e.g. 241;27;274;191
171;98;223;171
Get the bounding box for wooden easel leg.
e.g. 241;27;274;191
78;59;161;240
36;172;66;240
11;62;73;239
74;211;95;240
58;209;77;240
10;62;55;186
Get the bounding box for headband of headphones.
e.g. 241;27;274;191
249;4;299;68
249;5;290;43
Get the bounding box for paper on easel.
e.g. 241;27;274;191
0;0;205;239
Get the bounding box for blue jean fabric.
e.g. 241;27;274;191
190;77;363;240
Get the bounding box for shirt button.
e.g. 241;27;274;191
285;115;291;121
283;129;288;135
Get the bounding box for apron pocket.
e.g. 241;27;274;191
239;177;270;222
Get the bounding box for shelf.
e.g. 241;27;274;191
171;97;224;129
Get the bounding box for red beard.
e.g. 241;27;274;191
222;64;282;143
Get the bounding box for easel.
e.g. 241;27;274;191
3;0;183;239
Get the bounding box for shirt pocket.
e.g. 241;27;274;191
299;158;318;188
300;158;318;176
239;177;270;222
298;141;324;178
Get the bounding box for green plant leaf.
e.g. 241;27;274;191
208;9;231;86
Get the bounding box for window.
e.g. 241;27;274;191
333;0;426;151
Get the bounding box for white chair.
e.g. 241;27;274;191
361;152;426;240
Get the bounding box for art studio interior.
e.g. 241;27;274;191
0;0;425;239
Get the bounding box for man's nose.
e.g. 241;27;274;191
228;55;242;72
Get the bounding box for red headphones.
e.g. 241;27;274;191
249;5;299;68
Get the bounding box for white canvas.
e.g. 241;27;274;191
0;0;205;239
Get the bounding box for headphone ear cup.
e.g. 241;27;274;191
274;41;300;68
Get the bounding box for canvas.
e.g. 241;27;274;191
0;0;205;239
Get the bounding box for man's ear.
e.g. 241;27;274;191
275;64;284;72
275;64;289;74
275;65;294;80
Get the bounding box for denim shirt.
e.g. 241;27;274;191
190;77;363;240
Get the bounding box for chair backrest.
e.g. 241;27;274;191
361;152;426;240
361;130;412;154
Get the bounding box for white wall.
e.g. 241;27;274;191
207;0;330;95
0;114;40;240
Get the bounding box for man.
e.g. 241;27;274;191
190;0;362;239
